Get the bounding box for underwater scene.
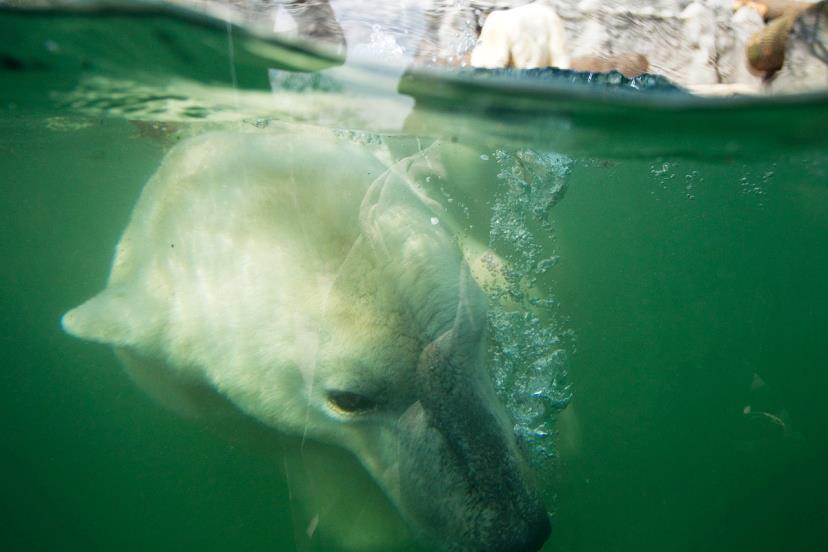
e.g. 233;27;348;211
1;1;827;551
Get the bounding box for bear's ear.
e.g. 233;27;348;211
451;263;487;344
358;164;465;340
61;287;142;347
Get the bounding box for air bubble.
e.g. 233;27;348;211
536;256;559;273
486;148;574;462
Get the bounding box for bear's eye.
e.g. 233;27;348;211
327;390;377;414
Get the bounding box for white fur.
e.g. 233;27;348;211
471;2;571;69
62;129;548;550
63;130;426;437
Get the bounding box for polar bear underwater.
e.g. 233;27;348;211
62;129;551;551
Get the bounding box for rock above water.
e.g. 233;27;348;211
766;0;828;93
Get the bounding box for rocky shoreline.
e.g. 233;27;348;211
3;0;826;94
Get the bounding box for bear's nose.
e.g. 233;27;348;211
523;509;552;552
485;506;550;552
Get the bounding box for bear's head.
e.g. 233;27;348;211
62;132;550;552
297;163;551;551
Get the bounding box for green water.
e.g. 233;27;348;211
2;4;828;552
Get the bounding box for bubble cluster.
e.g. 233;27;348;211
484;148;574;461
738;166;775;207
268;68;344;93
649;158;702;201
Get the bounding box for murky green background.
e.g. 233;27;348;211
2;5;828;552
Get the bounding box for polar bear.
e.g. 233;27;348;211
471;2;571;70
62;129;550;551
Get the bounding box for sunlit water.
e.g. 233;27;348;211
2;2;828;551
